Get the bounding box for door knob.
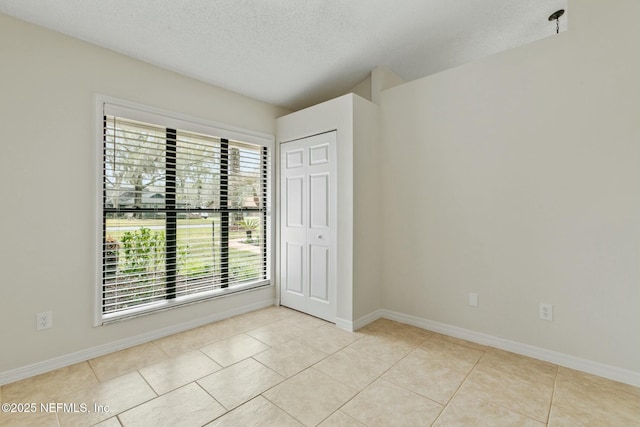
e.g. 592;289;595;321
317;234;323;239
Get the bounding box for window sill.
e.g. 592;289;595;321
97;280;271;326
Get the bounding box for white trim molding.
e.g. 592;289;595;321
353;309;640;388
0;299;276;386
335;317;355;332
352;310;385;331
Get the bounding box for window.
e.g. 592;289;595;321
97;98;272;324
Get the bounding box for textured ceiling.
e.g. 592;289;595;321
0;0;567;110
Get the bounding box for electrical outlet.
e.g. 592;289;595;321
468;293;479;307
539;303;553;321
36;311;53;330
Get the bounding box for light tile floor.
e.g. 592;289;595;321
1;306;638;426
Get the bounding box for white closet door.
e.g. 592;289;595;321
280;131;336;322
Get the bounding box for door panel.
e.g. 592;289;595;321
280;131;336;322
309;245;329;301
309;173;329;229
285;242;304;295
309;143;329;165
286;149;304;168
286;176;305;227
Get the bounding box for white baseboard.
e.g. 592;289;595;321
0;299;276;386
5;303;638;388
335;317;354;332
353;310;385;331
354;309;640;388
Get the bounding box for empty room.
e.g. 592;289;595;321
0;0;638;426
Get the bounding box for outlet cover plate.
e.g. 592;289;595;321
539;303;553;321
468;293;479;307
37;311;53;330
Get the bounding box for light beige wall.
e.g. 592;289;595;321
349;76;372;102
346;67;406;105
371;67;405;105
380;0;640;372
353;96;383;319
0;13;288;374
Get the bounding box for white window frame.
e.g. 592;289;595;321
94;95;274;326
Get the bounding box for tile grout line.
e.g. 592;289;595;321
109;370;160;422
229;311;332;421
468;355;557;424
255;326;387;426
546;365;560;426
85;358;102;384
91;324;257;425
428;343;487;426
193;380;228;425
313;330;434;425
430;338;557;426
148;339;171;361
102;310;297;426
260;391;307;426
383;333;479;425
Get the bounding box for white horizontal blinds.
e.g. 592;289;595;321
103;116;168;314
174;215;222;297
103;213;168;313
226;140;268;288
102;108;270;317
170;131;221;298
175;132;221;209
172;137;269;297
103;117;167;210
